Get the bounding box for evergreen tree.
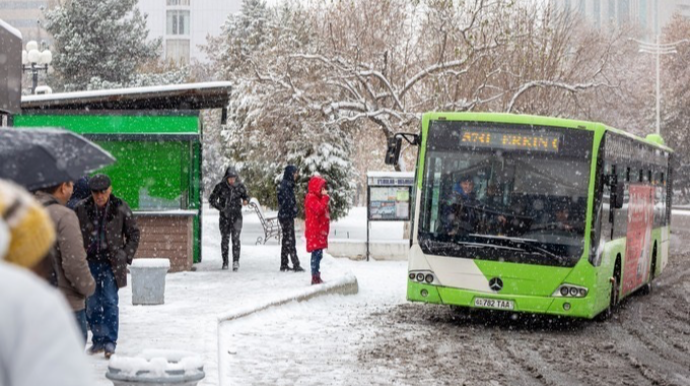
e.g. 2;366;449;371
44;0;161;91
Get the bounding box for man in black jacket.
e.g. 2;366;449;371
277;165;304;272
74;174;140;358
209;167;249;271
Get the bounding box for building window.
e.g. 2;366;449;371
167;10;190;36
167;0;190;5
639;0;647;28
166;39;190;64
618;0;630;24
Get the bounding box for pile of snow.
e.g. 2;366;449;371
131;258;171;269
109;349;203;377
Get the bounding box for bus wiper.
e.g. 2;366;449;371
469;235;561;259
514;242;561;260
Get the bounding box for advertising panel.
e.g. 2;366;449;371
623;185;655;295
368;186;411;221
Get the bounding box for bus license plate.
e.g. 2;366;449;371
474;297;515;310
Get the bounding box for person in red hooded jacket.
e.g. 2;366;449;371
304;175;330;285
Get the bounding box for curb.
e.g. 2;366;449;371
217;273;359;323
217;274;358;385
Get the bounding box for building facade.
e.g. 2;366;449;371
136;0;241;64
550;0;690;35
0;0;241;63
0;0;58;47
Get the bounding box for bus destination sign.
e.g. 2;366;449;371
460;128;561;153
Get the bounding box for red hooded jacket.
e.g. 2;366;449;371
304;176;330;252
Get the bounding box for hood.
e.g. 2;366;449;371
307;176;326;195
282;165;298;182
224;167;238;179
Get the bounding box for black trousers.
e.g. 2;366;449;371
279;217;300;268
220;215;242;264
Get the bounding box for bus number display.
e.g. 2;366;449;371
460;129;561;153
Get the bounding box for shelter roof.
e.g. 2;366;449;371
21;82;232;111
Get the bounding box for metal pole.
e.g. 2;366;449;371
656;34;661;135
31;64;38;95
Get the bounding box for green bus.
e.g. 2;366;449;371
387;113;673;319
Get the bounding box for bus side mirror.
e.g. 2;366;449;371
385;136;402;165
612;182;624;209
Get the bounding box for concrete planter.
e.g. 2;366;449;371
106;350;204;386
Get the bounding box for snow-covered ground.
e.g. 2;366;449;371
87;206;407;385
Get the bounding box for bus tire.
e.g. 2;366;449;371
599;257;621;321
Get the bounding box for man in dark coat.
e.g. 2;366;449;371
209;167;249;271
277;165;304;272
74;174;140;358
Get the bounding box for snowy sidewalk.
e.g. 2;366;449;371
88;209;360;386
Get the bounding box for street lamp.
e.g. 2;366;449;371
21;40;52;95
633;35;690;135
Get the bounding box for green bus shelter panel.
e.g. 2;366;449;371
97;141;192;210
14;114;199;134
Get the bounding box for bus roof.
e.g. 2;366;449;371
423;112;673;153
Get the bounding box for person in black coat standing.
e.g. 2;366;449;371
209;167;249;271
277;165;304;272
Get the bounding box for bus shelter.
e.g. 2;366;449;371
366;171;414;261
14;83;232;271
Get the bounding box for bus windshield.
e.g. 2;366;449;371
418;120;595;267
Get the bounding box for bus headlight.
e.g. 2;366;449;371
553;284;588;298
409;270;438;285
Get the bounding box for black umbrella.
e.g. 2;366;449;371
0;128;115;191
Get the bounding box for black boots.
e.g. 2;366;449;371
222;262;228;270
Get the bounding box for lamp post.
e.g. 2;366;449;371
634;35;690;135
21;40;52;95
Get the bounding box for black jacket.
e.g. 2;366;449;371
277;165;298;220
74;194;140;288
67;176;90;210
210;168;249;218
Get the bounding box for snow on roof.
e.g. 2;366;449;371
21;82;233;111
0;19;22;39
366;171;415;178
131;258;171;269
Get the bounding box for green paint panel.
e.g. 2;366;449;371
408;280;595;318
14;114;198;134
95;141;191;209
473;260;573;297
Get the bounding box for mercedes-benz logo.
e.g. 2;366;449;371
489;277;503;291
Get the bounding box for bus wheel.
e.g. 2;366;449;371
599;260;621;321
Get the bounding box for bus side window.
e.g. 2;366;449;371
661;172;665;185
626;167;631;182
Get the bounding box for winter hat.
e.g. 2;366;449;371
224;167;238;178
89;174;111;191
0;179;55;268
